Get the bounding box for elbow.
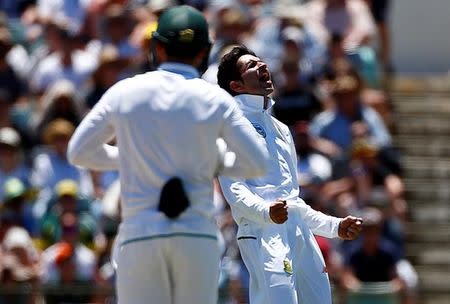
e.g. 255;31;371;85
67;139;82;166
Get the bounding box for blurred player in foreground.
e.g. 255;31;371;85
217;45;363;304
67;7;268;304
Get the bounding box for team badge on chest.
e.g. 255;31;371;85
251;123;266;138
283;259;293;276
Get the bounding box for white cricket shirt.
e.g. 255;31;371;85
68;63;268;242
219;94;341;238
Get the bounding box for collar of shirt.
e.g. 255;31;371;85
158;62;199;79
235;94;275;113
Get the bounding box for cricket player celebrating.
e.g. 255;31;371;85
67;7;269;304
217;45;363;304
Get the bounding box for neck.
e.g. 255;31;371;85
166;57;196;67
235;94;273;112
263;95;269;110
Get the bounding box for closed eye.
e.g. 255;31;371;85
246;60;258;69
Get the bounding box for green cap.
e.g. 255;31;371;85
152;5;210;51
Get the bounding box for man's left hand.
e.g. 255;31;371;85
338;216;363;240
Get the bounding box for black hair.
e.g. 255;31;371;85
152;39;211;73
163;41;207;59
217;45;256;96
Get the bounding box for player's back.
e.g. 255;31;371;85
110;66;234;220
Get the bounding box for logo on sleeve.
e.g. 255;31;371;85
251;123;266;138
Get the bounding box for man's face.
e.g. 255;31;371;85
234;54;274;96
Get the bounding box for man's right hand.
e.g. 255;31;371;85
269;200;288;224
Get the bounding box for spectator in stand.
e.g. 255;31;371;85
26;21;68;83
101;4;140;60
279;25;324;81
135;20;159;73
0;226;40;304
326;32;380;89
292;121;333;202
310;59;406;219
38;179;98;248
349;119;407;220
32;80;84;143
325;33;392;129
340;207;405;300
35;0;91;36
0;0;35;21
303;0;377;52
272;56;322;125
41;212;96;284
309;59;391;168
0;128;30;199
30;23;97;95
0;25;37;152
40;212;97;302
0;178;36;236
245;3;327;75
0;28;27;104
365;0;392;74
0;89;37;155
208;4;251;65
30;119;93;203
83;44;130;109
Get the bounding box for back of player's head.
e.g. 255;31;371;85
152;5;211;59
217;45;256;96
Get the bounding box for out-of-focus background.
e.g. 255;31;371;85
0;0;448;303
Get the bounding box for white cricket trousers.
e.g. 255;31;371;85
114;234;221;304
237;215;332;304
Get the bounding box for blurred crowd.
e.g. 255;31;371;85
0;0;417;303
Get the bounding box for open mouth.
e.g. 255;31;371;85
259;71;271;83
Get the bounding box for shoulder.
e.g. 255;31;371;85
189;79;237;108
99;73;154;101
115;72;157;88
191;78;231;96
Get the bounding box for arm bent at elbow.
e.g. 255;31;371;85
67;138;119;171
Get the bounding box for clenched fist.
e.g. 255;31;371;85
338;216;363;240
269;200;288;224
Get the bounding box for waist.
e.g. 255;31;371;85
118;207;218;243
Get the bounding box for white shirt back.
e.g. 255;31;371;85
68;63;268;239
